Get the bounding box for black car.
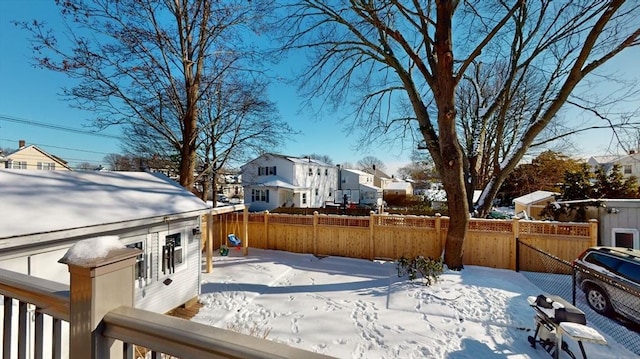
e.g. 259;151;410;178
573;246;640;325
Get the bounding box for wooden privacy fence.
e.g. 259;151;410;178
204;211;598;271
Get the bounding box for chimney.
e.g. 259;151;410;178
19;140;25;148
373;164;376;171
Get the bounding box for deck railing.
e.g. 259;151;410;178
1;249;334;359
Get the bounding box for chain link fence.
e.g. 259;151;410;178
516;239;640;356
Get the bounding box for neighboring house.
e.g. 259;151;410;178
383;181;414;198
512;190;558;219
339;168;382;206
587;150;640;179
4;140;71;170
241;153;339;211
0;169;212;314
362;167;394;189
219;173;244;200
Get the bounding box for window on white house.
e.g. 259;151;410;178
308;168;313;176
329;188;332;197
258;166;277;176
315;188;319;196
302;193;307;204
623;165;632;174
163;233;183;275
126;241;149;284
325;169;328;176
251;189;270;202
317;168;321;175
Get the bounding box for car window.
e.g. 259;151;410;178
616;262;640;284
584;252;620;272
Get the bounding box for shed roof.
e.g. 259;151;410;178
0;170;209;239
512;190;558;205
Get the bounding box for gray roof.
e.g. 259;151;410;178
0;170;209;239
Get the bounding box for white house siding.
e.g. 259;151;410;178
242;154;338;211
127;218;201;314
598;200;640;249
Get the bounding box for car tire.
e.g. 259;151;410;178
585;285;612;315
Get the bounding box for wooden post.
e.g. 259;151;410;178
264;211;270;249
589;219;598;246
435;213;442;254
369;211;375;260
206;213;213;273
60;247;141;359
242;206;249;256
511;217;520;271
313;211;319;256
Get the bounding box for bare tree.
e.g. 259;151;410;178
104;153;134;171
357;156;387;172
196;72;297;203
278;1;640;269
19;0;273;190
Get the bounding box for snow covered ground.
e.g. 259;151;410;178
193;248;637;358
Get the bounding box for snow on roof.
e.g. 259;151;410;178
342;168;371;176
385;181;410;190
248;175;299;190
359;183;381;192
0;170;209;239
512;190;558;205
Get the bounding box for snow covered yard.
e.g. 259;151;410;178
193;248;636;358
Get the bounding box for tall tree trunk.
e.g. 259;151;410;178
435;0;468;270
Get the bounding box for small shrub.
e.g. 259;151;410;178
226;321;272;339
397;255;444;286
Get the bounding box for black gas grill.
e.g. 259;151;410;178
527;294;607;359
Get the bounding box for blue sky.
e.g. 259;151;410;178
1;1;638;175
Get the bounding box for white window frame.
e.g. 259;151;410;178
162;232;186;276
611;228;639;249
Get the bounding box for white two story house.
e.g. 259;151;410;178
338;168;382;206
587;150;640;179
241;154;339;211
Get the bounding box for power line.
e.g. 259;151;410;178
0;114;123;140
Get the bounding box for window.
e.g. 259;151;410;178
11;161;27;169
163;233;183;275
325;169;328;176
251;189;270;202
308;168;313;176
315;188;319;196
623;165;632;174
258;166;276;176
126;241;148;283
612;228;639;249
302;193;307;204
317;168;321;175
37;162;56;170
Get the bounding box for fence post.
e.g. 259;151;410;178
435;213;442;253
313;211;319;256
511;217;520;271
60;247;142;359
515;237;520;272
265;211;270;249
242;206;249;256
589;219;598;246
206;213;213;273
369;211;375;260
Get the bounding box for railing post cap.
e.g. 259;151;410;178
59;247;142;269
589;218;598;223
435;213;441;217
